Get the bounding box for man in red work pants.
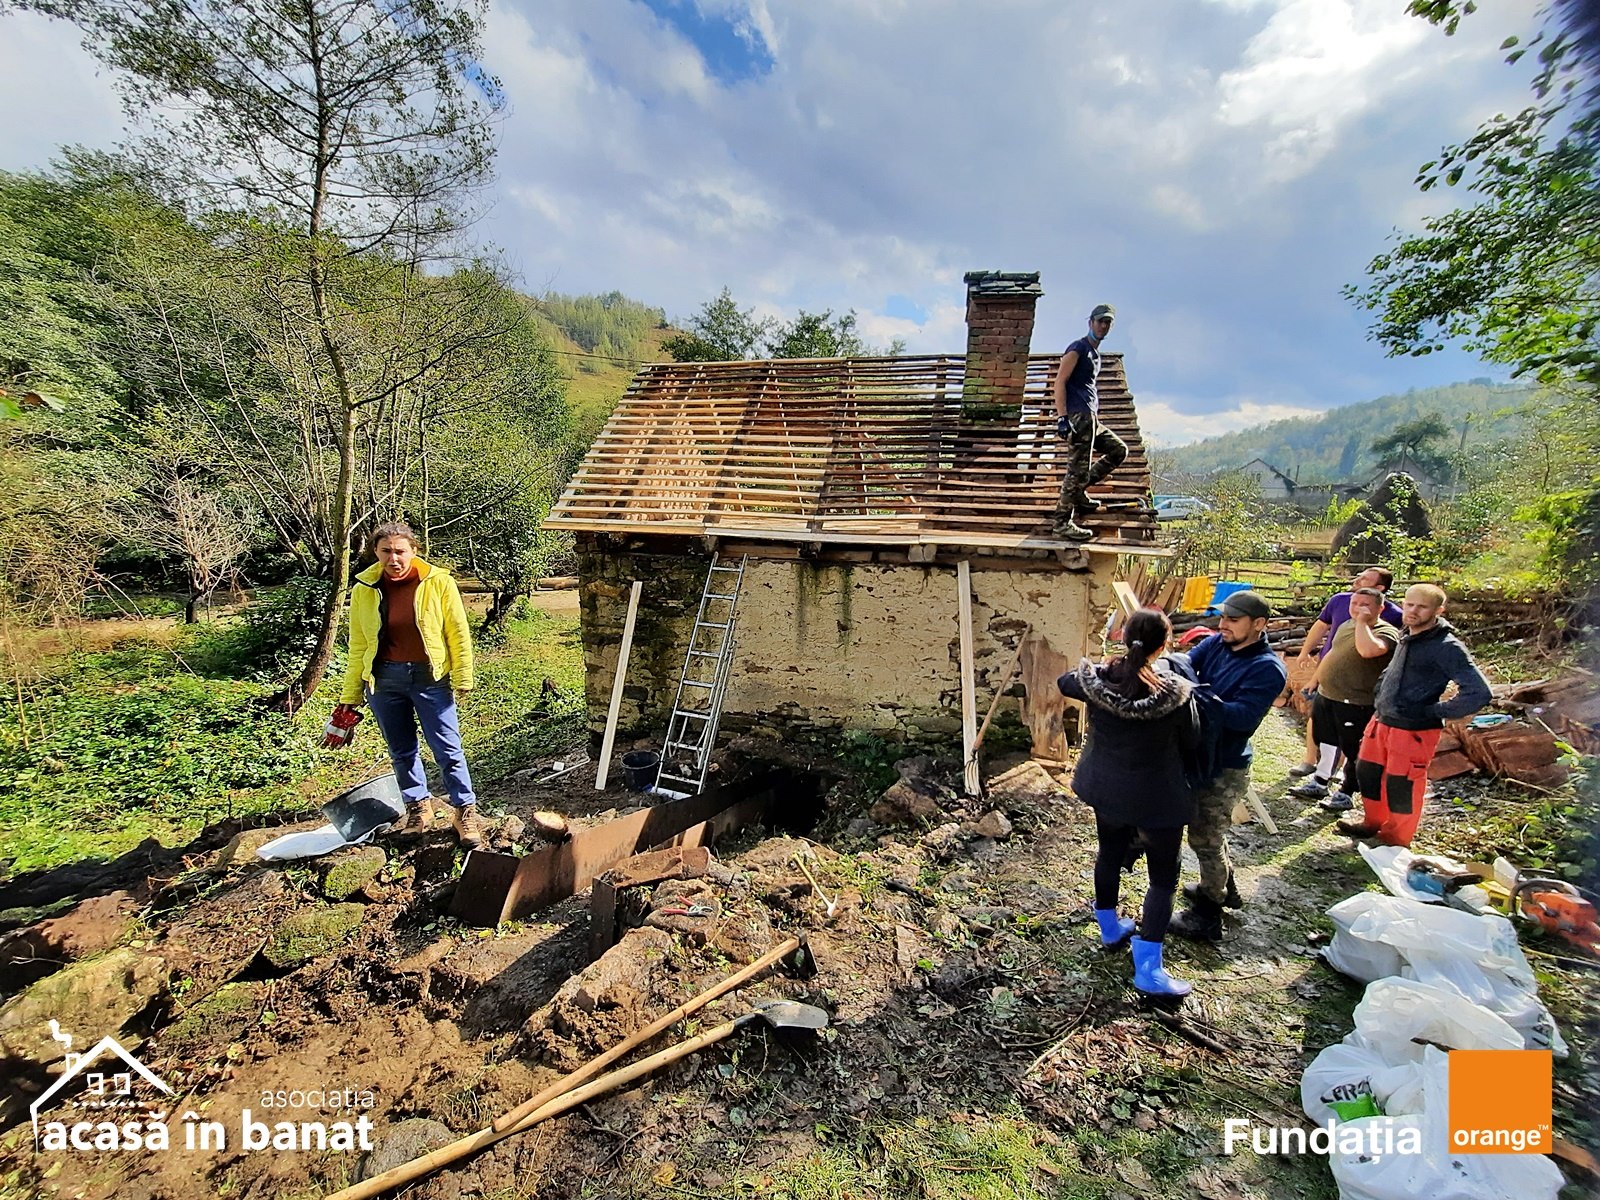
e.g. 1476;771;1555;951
1338;584;1491;847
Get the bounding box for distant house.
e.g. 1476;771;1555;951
1236;457;1298;502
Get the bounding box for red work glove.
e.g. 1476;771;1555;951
321;703;364;749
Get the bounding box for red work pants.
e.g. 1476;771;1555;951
1355;718;1442;847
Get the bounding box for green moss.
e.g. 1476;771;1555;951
320;847;387;900
262;903;364;969
160;981;261;1056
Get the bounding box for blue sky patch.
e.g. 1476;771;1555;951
884;294;926;323
639;0;774;85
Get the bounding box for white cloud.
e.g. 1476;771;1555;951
0;0;1549;423
1138;396;1329;447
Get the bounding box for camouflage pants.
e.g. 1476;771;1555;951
1187;767;1247;905
1054;411;1128;519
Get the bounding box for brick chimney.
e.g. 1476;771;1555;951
961;270;1042;413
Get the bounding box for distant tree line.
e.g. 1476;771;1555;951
663;287;907;362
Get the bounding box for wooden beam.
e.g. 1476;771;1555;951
594;580;643;790
957;560;980;796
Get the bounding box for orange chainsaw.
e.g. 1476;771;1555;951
1513;878;1600;955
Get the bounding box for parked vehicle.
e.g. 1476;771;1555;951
1154;496;1212;520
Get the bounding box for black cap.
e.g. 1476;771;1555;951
1219;590;1271;619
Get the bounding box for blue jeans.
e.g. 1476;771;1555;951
365;661;476;809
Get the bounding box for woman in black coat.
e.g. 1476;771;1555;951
1057;607;1197;998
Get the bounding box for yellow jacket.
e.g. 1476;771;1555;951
341;558;475;704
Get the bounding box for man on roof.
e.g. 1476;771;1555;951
1051;303;1128;542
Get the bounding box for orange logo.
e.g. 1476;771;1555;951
1448;1050;1552;1154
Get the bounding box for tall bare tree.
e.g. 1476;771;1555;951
23;0;504;709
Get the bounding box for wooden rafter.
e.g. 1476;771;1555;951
546;353;1158;547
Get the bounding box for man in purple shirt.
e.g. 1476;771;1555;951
1289;567;1402;779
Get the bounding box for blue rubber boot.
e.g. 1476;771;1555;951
1131;937;1192;997
1094;908;1135;948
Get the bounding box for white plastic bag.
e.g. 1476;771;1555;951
1327;1047;1565;1200
1324;893;1406;982
1321;893;1567;1055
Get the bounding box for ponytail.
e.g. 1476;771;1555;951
1105;607;1173;698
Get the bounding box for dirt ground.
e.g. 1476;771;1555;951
0;709;1594;1200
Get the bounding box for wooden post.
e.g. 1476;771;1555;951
957;560;979;796
595;580;643;790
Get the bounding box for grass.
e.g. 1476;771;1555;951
0;604;587;873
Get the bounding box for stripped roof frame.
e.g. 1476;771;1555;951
545;352;1158;550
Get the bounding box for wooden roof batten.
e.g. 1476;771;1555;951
546;353;1159;551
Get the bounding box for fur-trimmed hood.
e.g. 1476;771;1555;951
1073;656;1194;721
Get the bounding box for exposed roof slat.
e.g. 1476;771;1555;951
547;352;1157;547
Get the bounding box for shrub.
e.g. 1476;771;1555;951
184;576;333;682
0;672;312;833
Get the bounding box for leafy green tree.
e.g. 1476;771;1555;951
1348;2;1598;387
1370;412;1452;478
20;0;506;710
662;288;770;361
763;308;904;358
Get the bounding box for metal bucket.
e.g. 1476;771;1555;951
320;773;406;842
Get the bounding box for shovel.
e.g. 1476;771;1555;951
327;998;827;1200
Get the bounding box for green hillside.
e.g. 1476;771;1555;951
1152;380;1546;483
523;291;673;426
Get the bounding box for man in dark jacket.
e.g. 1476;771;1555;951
1171;590;1288;942
1337;584;1491;847
1050;303;1127;542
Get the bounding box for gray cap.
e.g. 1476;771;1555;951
1219;590;1271;619
1090;303;1116;321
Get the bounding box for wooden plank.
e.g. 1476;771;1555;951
957;560;980;797
972;626;1030;757
594;580;643;790
1019;631;1072;762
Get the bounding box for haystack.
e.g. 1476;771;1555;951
1332;472;1432;566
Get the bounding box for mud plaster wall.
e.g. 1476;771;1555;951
577;547;1115;745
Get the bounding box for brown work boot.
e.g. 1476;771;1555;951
395;800;432;837
450;803;484;849
1335;819;1381;839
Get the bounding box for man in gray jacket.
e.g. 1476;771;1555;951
1336;583;1491;847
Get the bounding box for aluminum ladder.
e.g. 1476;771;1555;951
656;555;748;797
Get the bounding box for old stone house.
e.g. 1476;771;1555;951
544;272;1162;768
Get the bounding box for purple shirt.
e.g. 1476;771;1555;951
1316;591;1404;658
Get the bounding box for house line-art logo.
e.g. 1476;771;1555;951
29;1023;175;1152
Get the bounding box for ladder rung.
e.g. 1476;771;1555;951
688;650;721;659
674;711;710;721
697;621;729;630
704;592;739;600
709;564;743;572
681;680;714;689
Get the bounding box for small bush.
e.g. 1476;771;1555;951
185;577;333;682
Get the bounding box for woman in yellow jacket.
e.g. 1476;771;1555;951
338;522;481;847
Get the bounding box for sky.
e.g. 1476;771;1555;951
0;0;1546;446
